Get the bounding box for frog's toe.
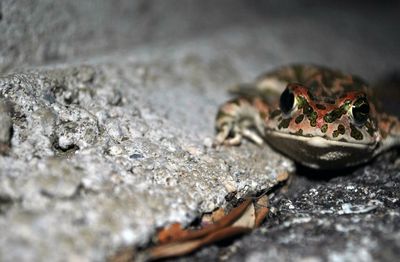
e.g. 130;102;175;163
242;129;264;145
214;125;231;145
215;98;266;146
223;133;243;146
214;123;243;146
215;123;264;146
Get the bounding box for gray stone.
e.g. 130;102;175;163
0;0;262;73
0;100;12;155
0;51;292;261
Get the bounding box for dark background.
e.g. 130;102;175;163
1;0;399;79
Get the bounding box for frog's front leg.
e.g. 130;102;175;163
215;96;268;146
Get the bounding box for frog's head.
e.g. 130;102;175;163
264;83;381;169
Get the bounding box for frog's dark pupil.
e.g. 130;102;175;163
352;99;370;125
280;88;294;115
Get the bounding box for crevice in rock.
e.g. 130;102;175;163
122;179;290;260
52;140;80;155
0;195;20;215
40;182;97;201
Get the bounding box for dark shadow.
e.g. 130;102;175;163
294;162;361;181
373;70;400;117
293;146;400;182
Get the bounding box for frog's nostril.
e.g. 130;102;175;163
280;87;295;115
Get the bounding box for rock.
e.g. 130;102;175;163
0;57;292;261
0;100;12;155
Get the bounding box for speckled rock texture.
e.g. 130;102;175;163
0;53;292;261
1;1;400;262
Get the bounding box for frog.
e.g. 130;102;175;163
215;64;400;169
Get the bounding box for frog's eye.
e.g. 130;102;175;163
280;87;295;115
351;97;370;125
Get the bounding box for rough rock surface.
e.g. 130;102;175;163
237;155;400;262
0;50;292;261
1;1;400;262
0;100;12;154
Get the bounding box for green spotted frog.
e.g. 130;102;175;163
215;64;400;169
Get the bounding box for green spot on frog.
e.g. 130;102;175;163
333;125;345;138
278;118;292;129
297;96;318;127
294;129;303;135
324;115;333;123
295;114;304;124
304;105;313;115
296;96;307;109
338;124;345;135
321;124;328;133
308;111;317;127
333;130;339;138
324;100;351;123
350;124;363;140
365;121;374;137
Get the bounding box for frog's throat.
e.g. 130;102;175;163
264;130;379;169
266;130;378;149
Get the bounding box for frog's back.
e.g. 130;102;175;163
256;64;371;97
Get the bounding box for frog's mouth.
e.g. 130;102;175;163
264;130;378;169
267;130;375;148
